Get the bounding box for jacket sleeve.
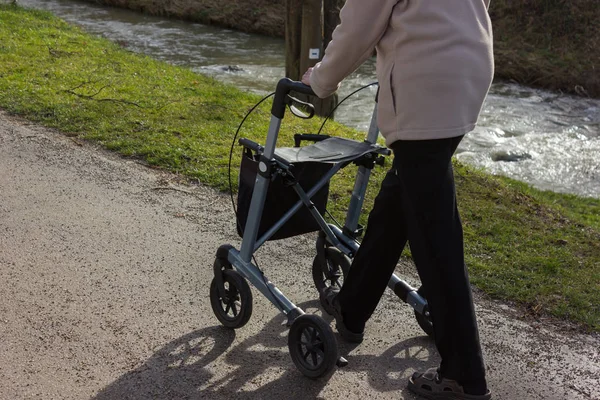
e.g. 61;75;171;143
310;0;400;98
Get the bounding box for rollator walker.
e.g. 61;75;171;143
210;78;433;378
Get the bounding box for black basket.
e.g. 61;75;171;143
236;148;332;241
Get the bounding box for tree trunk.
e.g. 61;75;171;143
285;0;338;118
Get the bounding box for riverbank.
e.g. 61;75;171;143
1;4;599;331
81;0;600;98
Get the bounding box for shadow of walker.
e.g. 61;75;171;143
93;300;436;400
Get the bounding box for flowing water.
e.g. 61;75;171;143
18;0;600;198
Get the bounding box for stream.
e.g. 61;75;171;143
18;0;600;198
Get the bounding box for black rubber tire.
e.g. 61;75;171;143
414;287;434;338
288;314;339;378
312;246;351;295
210;268;253;329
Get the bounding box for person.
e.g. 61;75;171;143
301;0;494;399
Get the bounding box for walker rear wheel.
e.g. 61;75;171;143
210;268;253;329
288;314;338;378
312;246;351;294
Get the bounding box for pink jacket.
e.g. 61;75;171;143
310;0;494;145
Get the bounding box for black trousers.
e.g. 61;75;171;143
337;135;487;389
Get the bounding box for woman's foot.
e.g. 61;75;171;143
320;287;364;343
408;367;491;399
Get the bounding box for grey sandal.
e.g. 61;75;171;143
408;368;491;400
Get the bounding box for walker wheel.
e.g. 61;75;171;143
288;314;339;378
414;286;434;337
210;268;253;329
312;246;351;295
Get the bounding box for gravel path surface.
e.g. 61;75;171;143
0;111;598;399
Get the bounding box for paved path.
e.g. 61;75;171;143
0;111;598;399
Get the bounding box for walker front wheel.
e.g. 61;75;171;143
210;268;253;329
288;314;339;378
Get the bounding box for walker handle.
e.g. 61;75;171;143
272;78;316;119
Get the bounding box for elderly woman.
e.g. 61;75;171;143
302;0;494;399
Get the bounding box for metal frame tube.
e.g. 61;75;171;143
253;162;344;250
343;104;379;232
239;116;282;262
388;274;427;314
228;248;298;314
327;224;359;256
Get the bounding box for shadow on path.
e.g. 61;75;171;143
94;300;436;399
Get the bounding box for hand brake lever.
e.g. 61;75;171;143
286;95;315;119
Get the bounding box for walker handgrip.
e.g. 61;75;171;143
272;78;316;119
239;138;263;153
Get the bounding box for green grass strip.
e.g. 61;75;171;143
1;5;598;331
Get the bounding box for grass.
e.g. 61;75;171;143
0;5;599;331
455;165;600;328
0;4;358;188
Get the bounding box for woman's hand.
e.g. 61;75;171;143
301;67;313;86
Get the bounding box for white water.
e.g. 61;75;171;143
19;0;600;198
